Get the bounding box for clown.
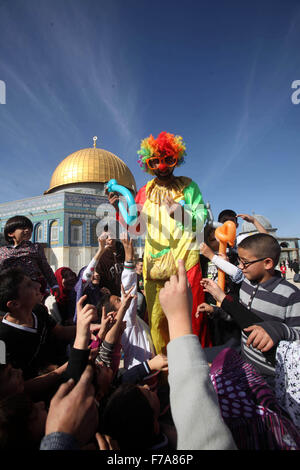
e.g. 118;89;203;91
108;131;212;354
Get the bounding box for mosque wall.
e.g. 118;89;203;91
0;191;111;274
0;141;141;275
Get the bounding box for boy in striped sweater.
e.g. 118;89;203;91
202;233;300;387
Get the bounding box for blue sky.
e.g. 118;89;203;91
0;0;300;237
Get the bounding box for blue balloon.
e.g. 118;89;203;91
106;179;138;226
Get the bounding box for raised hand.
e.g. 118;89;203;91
200;278;226;304
97;306;117;342
120;283;136;312
106;191;119;210
98;233;108;250
75;295;98;349
120;232;134;262
45;365;98;447
199;242;215;260
163;195;182;219
196;302;214;318
159;259;193;340
148;353;168;372
103;284;134;346
244;325;275;352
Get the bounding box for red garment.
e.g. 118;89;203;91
187;262;212;347
53;267;75;307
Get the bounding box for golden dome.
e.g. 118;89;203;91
45;143;136;194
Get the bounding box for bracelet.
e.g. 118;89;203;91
124;261;135;269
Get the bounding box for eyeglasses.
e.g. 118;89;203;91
146;155;178;170
237;257;267;269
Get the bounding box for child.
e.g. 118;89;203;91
97;234;156;371
0;216;59;296
95;232;125;296
218;209;239;226
200;225;220;283
39;260;237;451
205;233;300;386
118;234;156;369
0;267;100;379
45;267;77;325
198;231;242;346
73;233;108;322
0;268;58;379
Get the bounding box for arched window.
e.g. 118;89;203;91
50;220;59;243
70;219;83;245
91;220;99;245
34;223;43;242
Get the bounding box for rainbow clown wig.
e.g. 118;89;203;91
137;131;186;175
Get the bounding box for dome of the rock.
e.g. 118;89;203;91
45;139;136;194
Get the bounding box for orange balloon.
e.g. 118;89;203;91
214;221;237;300
215;220;236;248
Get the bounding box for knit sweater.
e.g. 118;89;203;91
238;271;300;376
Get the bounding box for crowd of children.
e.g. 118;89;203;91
0;211;299;451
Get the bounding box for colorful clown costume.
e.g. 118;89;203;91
116;132;212;354
134;176;211;354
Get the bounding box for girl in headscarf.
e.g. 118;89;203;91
45;267;77;325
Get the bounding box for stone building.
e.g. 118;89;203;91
238;213;299;263
0;138;138;274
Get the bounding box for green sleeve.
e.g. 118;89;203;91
182;180;207;232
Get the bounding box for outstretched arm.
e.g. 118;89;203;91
119;233;137;324
103;284;135;345
62;295;99;384
200;242;243;283
237;214;268;234
82;234;106;283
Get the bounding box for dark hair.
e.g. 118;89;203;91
204;224;215;243
100;383;155;449
4;216;33;243
0;267;26;311
115;240;125;260
238;233;281;266
0;364;8;388
218;209;237;223
0;393;36;449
